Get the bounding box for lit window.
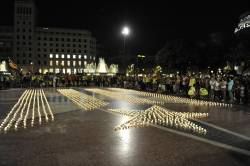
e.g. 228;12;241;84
62;68;66;74
73;61;76;66
55;68;60;73
73;69;77;74
90;56;92;60
49;54;53;58
56;54;59;58
93;56;95;60
61;61;64;66
43;69;48;74
78;55;81;59
78;61;81;66
67;68;71;74
56;60;59;66
61;54;65;58
84;61;87;65
73;55;76;59
84;55;87;59
67;54;70;59
67;61;70;66
49;60;53;66
79;69;83;73
49;68;53;73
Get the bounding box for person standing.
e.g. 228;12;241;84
240;81;246;104
53;75;57;88
221;78;227;102
0;74;4;89
209;77;216;100
214;77;221;101
227;77;234;103
175;75;181;94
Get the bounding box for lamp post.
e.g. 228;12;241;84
121;26;130;56
30;62;34;74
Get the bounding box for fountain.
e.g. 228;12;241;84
84;58;118;75
84;62;96;74
0;61;7;72
96;58;109;74
109;64;119;75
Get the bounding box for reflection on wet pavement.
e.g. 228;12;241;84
0;87;250;165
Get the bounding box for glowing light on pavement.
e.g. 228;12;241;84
110;105;208;135
0;89;54;133
57;89;108;111
0;90;28;132
37;89;42;125
23;90;34;128
42;89;54;121
40;89;49;122
85;88;163;105
14;89;33;130
107;88;232;107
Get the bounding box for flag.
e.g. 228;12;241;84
8;57;18;70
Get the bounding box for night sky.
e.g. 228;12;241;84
1;0;250;55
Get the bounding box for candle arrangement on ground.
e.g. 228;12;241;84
113;105;208;135
85;88;163;105
57;89;108;111
108;108;144;117
0;89;54;133
107;88;231;107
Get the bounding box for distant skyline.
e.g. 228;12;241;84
1;0;250;55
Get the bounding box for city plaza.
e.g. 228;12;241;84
0;87;249;165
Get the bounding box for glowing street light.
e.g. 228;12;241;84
137;54;145;58
121;26;130;56
122;26;130;36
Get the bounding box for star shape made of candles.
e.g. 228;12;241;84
108;108;144;117
57;89;108;111
112;105;208;135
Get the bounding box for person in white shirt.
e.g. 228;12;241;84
209;77;216;100
214;77;221;101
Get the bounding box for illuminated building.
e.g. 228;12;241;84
1;0;96;74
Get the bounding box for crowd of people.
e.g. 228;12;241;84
0;72;249;105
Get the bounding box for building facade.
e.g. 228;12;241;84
1;0;96;74
0;26;13;62
35;27;96;74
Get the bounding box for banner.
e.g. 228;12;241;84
8;58;18;70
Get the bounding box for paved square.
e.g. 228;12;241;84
0;88;250;166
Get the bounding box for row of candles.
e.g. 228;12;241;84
57;89;108;111
108;108;144;117
114;114;149;131
85;88;163;105
107;88;232;107
112;105;208;135
0;89;54;133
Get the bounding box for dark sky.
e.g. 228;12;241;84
1;0;250;55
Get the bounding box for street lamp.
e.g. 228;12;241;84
137;54;145;58
30;62;34;73
121;26;130;56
